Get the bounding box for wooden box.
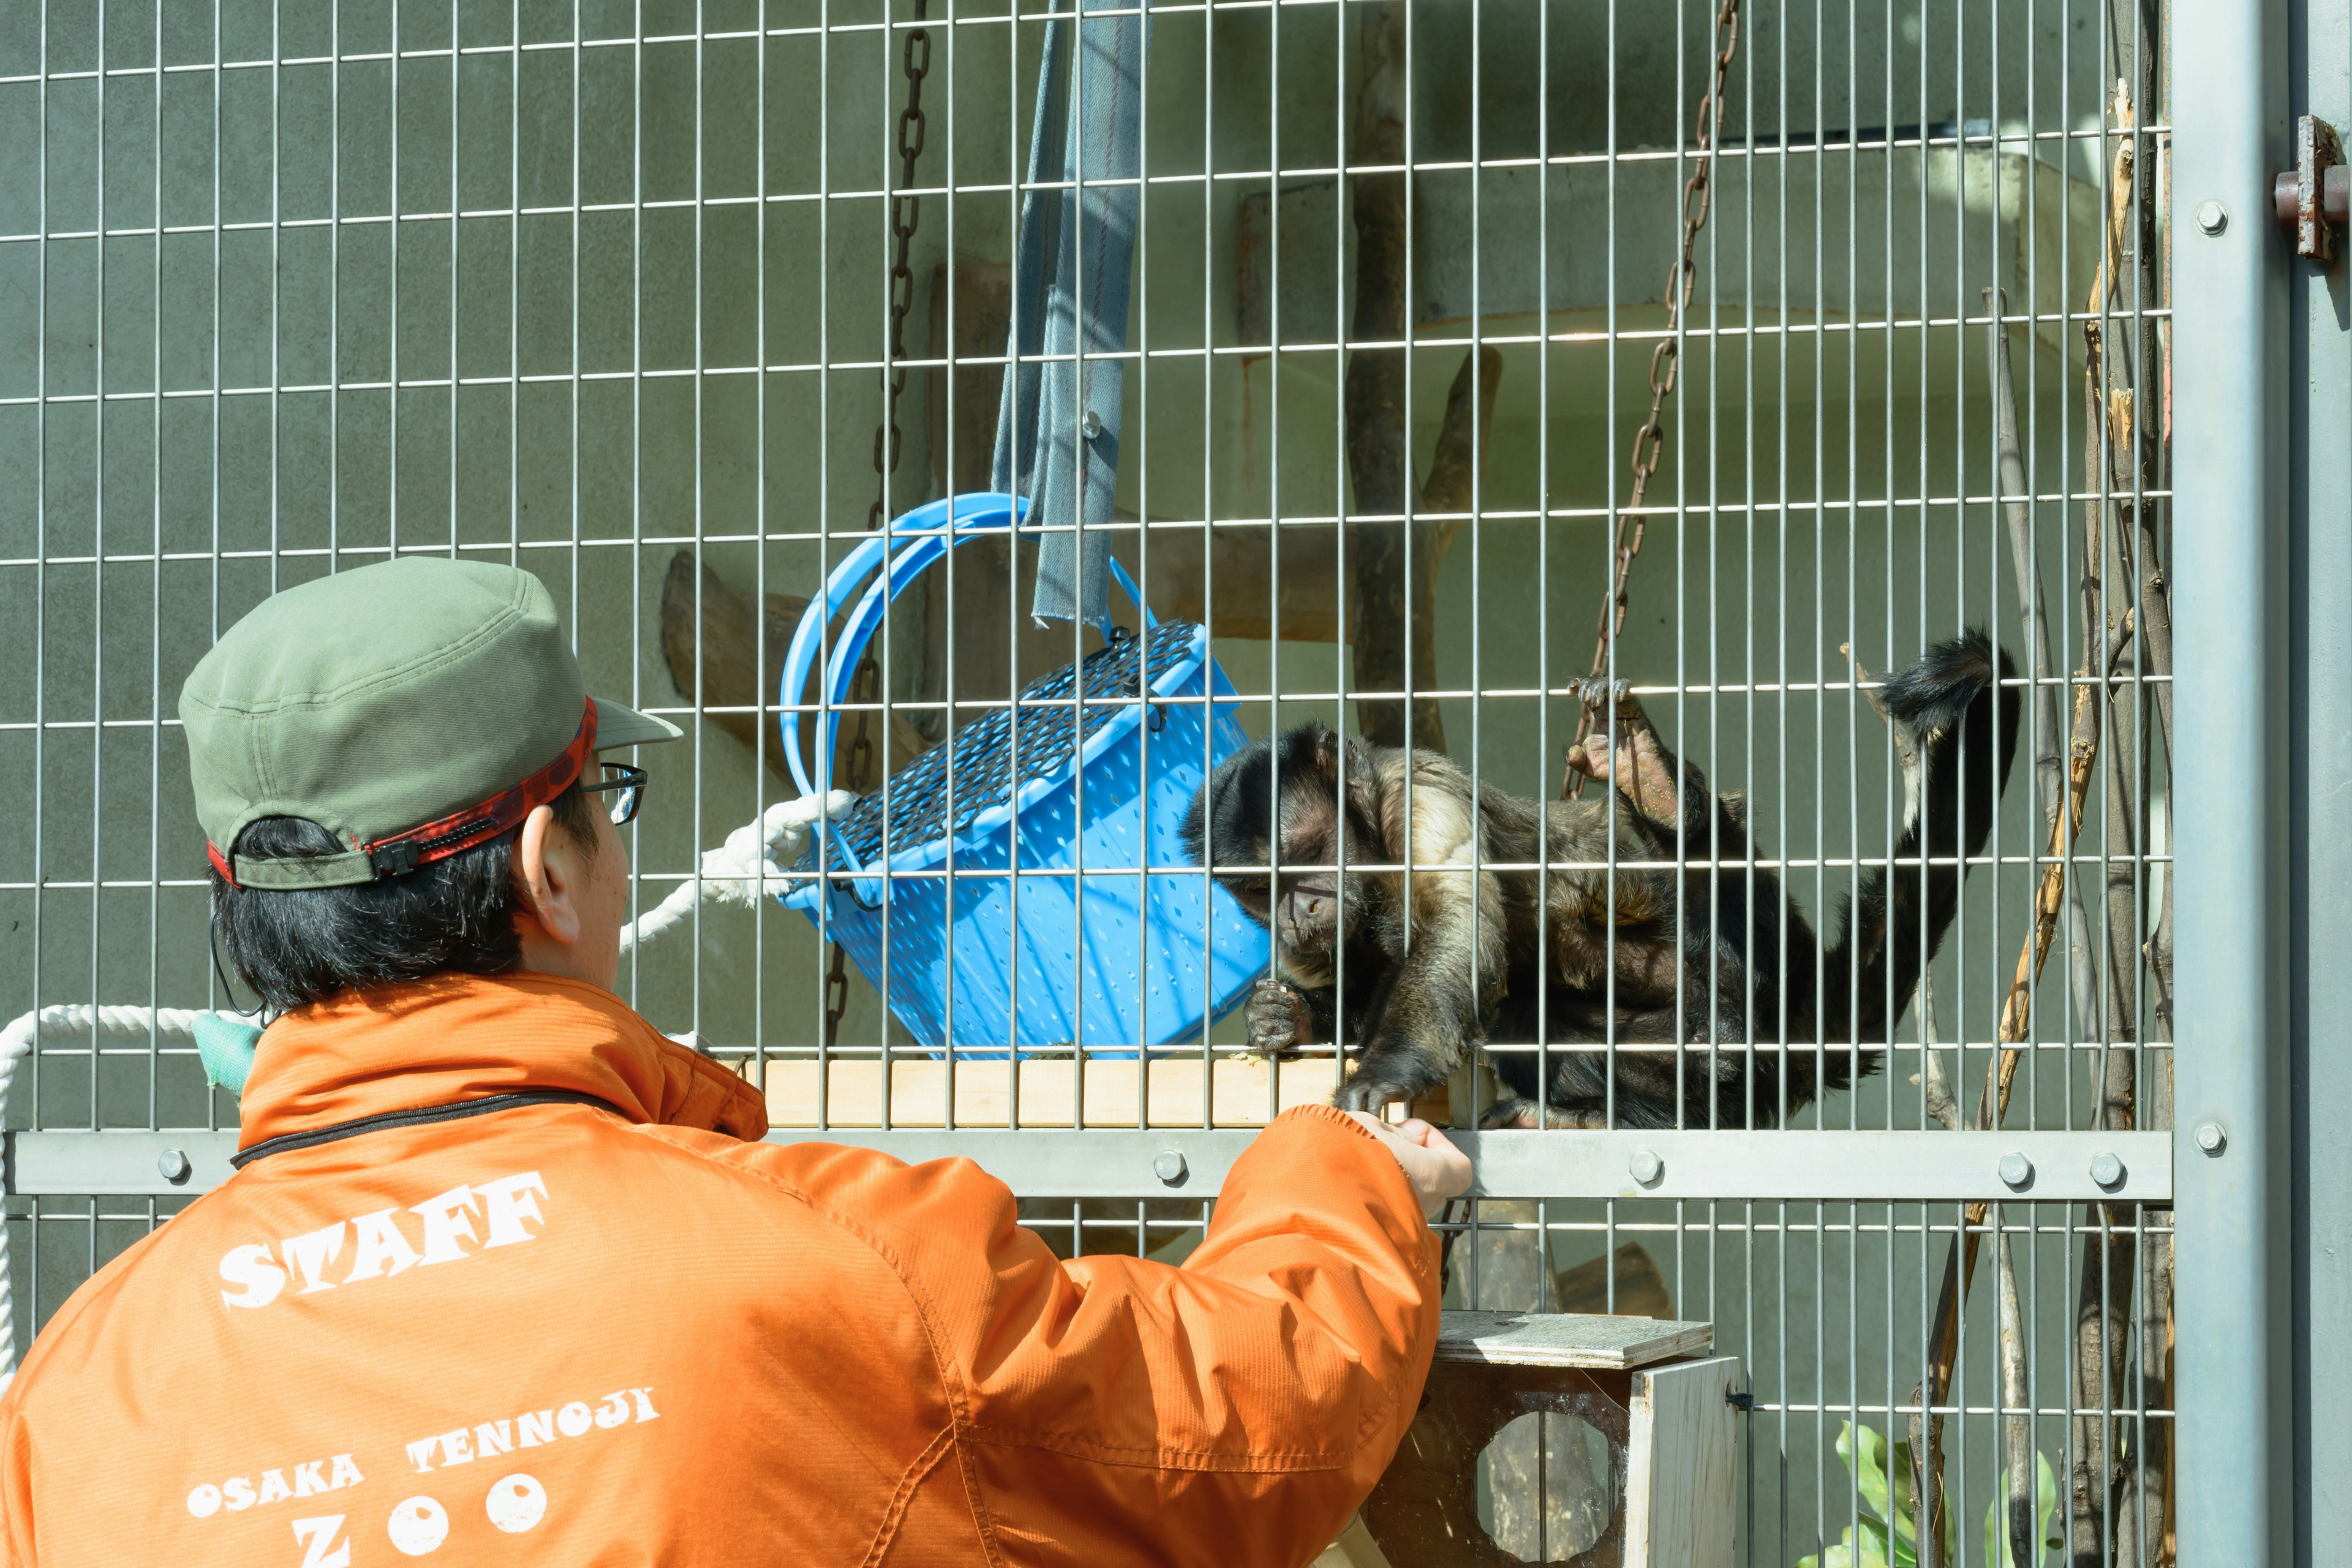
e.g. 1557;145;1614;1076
1355;1313;1741;1568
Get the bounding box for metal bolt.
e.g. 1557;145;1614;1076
1153;1150;1188;1186
1080;409;1104;440
2195;1120;2228;1155
2196;199;2228;235
1998;1152;2034;1189
157;1148;192;1185
2089;1152;2125;1189
1629;1148;1664;1185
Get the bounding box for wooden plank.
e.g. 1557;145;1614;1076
763;1055;1351;1128
1433;1310;1714;1371
1624;1355;1741;1568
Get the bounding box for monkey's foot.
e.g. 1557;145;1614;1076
1565;692;1679;823
1568;676;1638;718
1243;978;1315;1059
1478;1096;1612;1130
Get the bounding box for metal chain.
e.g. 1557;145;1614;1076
826;1;932;1044
1564;0;1741;798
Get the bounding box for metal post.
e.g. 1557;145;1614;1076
2172;0;2292;1561
2289;0;2352;1555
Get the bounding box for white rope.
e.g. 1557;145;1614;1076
0;1005;220;1390
0;790;845;1388
618;792;852;954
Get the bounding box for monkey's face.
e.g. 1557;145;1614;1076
1197;780;1367;978
1185;723;1382;976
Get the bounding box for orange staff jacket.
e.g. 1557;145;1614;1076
0;973;1440;1566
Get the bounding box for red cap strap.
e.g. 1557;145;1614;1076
206;699;598;887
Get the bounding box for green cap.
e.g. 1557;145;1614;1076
181;557;680;890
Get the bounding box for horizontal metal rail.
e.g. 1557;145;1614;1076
9;1128;2173;1204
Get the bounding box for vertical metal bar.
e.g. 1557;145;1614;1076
92;0;112;1141
2289;0;2352;1547
692;3;706;1047
753;0;769;1092
447;0;459;559
1131;0;1150;1108
2171;0;2290;1560
24;0;53;1346
149;0;168;1134
1266;0;1284;1133
876;0;896;1123
816;0;835;1115
508;0;522;579
572;4;594;1011
997;4;1014;1117
391;0;403;558
627;0;646;1021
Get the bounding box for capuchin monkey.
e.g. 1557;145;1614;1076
1180;634;2018;1129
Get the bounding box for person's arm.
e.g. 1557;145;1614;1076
753;1104;1448;1568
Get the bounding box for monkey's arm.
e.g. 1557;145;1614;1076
1250;944;1387;1055
1564;676;1728;845
1334;784;1509;1111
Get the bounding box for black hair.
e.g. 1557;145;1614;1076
210;786;603;1015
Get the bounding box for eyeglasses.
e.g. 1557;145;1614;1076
578;763;649;826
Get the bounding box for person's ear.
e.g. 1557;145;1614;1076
512;804;582;948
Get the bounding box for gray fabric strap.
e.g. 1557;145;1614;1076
230;849;379;889
991;0;1148;629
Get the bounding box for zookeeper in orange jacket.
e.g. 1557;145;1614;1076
0;557;1469;1567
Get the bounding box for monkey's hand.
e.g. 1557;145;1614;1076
1478;1096;1611;1130
1332;1069;1422;1113
1243;978;1317;1058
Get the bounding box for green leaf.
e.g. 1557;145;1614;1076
1802;1522;1898;1568
1844;1424;1898;1531
1978;1450;2063;1568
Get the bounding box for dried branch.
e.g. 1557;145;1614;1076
1913;309;2114;1561
2071;35;2169;1558
1999;1231;2036;1568
1988;290;2104;1046
1421;346;1507;558
1918;968;1961;1134
658;553;933;788
1344;0;1447;753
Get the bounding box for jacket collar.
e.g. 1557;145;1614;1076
236;972;768;1152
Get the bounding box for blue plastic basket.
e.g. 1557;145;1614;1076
777;493;1268;1054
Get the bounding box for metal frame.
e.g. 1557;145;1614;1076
2173;1;2292;1563
0;0;2273;1559
8;1128;2177;1204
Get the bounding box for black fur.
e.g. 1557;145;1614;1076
1182;634;2019;1129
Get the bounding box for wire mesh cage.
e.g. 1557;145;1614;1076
0;0;2176;1561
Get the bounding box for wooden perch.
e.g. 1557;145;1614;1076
1343;1;1502;752
1110;344;1497;647
657;552;934;791
933;257;1486;649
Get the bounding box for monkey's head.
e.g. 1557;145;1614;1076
1182;723;1381;972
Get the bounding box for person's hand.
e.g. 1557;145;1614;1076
1343;1112;1472;1219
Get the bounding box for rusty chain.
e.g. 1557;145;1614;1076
1564;0;1741;798
827;1;932;1045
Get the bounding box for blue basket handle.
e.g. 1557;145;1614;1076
1106;556;1155;633
781;492;1163;898
780;494;1027;903
779;493;1024;805
826;519;1164;752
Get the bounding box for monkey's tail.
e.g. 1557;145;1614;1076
1817;631;2020;1087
